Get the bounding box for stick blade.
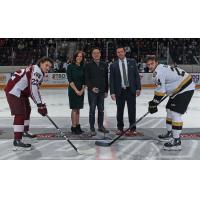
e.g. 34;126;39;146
95;140;111;147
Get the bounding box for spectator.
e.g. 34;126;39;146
63;62;69;72
18;41;25;50
0;38;200;66
53;60;59;72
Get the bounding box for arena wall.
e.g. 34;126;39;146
1;72;200;89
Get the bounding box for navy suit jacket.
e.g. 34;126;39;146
110;58;141;96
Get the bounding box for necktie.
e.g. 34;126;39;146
122;60;129;87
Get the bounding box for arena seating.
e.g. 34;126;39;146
0;39;200;72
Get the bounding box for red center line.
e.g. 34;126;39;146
96;109;117;160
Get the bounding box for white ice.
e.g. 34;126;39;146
0;88;200;128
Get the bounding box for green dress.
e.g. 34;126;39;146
67;63;85;109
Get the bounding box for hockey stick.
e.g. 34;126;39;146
95;95;168;147
46;115;95;155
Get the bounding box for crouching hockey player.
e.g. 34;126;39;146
146;55;195;151
4;57;53;151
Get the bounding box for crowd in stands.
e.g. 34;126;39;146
168;38;200;65
0;38;200;72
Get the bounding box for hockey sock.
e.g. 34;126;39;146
166;109;172;132
24;120;30;132
24;106;31;132
14;115;25;140
171;111;183;138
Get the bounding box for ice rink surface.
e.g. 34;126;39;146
0;88;200;160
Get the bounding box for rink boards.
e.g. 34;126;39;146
1;72;200;89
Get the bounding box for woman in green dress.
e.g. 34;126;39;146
67;51;85;134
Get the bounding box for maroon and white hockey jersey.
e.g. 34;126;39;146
5;65;44;105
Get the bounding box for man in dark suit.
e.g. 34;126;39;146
110;46;141;136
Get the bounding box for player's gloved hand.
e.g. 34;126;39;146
37;103;48;116
148;100;158;114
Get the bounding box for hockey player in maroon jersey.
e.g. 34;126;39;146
4;57;54;150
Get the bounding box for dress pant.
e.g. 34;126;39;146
116;88;136;131
88;90;105;129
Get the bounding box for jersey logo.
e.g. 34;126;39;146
156;78;162;86
153;71;157;78
34;72;42;79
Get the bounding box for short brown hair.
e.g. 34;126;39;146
145;55;158;63
116;46;126;52
37;56;54;66
73;51;85;65
91;47;101;54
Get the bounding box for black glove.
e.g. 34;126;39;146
148;100;158;114
37;103;48;116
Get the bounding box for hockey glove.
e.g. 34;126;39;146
148;100;158;114
37;103;48;116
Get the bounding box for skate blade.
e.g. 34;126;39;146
163;146;182;151
13;146;32;151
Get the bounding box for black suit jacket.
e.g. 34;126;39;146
110;58;141;96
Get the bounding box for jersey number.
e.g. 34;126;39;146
11;70;25;80
32;79;39;85
170;67;185;77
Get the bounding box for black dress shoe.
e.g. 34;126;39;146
71;126;81;135
88;127;97;137
76;124;84;133
98;127;109;133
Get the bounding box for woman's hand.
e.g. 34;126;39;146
75;90;82;96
